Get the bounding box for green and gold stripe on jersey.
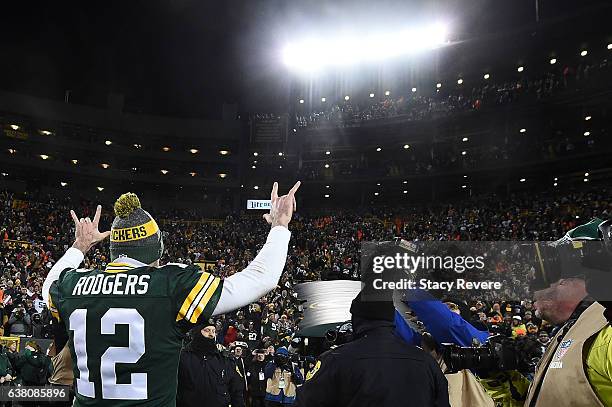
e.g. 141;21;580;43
176;271;221;324
105;262;136;273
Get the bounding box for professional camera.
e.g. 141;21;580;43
441;334;543;375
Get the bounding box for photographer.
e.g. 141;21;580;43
264;347;303;406
524;219;612;406
8;305;31;336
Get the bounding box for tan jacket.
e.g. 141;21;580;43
48;345;74;386
524;302;608;407
447;369;495;407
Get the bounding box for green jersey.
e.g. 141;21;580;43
48;259;223;406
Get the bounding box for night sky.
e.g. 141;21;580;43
1;0;609;118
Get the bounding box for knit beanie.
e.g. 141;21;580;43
350;292;395;322
109;193;163;264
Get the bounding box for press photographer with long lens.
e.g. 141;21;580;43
523;218;612;406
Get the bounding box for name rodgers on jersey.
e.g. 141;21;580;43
71;274;150;296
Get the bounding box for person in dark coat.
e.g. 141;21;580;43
247;349;268;407
296;292;450;407
177;324;245;407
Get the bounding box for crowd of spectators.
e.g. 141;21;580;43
295;56;611;129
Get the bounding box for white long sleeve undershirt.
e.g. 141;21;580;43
41;226;291;316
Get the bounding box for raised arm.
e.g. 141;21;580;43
42;205;110;304
213;181;300;316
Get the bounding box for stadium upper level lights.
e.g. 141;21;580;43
40;130;52;136
384;90;390;96
608;43;612;50
71;159;78;164
162;146;170;152
253;152;258;156
344;95;350;101
282;23;448;72
550;58;557;65
517;66;524;72
219;173;227;179
376;147;382;152
219;150;230;155
190;148;199;154
462;137;469;142
411;87;417;92
483;73;490;80
105;140;112;146
520;128;526;133
369;93;375;98
321;97;326;102
436;83;442;88
40;154;49;160
325;150;331;155
97;187;104;192
403;144;410;149
580;50;588;57
254;185;259;190
60;182;67;187
299;99;304;104
584;131;590;136
10;124;19;130
457;78;463;85
584;115;592;121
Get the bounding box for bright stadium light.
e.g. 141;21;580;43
520;178;526;182
483;73;490;80
97;187;104;192
462;137;468;142
385;90;390;96
462;185;467;189
282;23;449;72
324;163;330;168
520;128;526;133
376;147;382;152
584;172;589;177
580;50;588;57
369;93;375;98
324;194;330;198
436;83;442;88
325;150;331;155
344;95;350;101
457;78;463;85
584;131;590;136
403;144;410;149
299;99;304;104
321;97;326;102
403;190;408;194
608;43;612;50
411;87;417;93
585;115;591;121
550;58;557;65
10;125;19;130
517;66;524;72
105;140;112;146
40;154;49;160
60;182;67;187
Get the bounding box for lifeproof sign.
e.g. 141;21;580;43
247;199;271;210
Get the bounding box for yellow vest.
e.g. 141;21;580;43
525;302;608;407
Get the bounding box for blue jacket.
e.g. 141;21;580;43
395;289;489;347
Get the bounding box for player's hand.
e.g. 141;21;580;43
263;181;301;229
70;205;111;255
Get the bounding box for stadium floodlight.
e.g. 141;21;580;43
377;183;381;186
162;146;170;152
520;178;526;182
254;185;259;190
585;172;589;177
10;124;19;130
133;144;142;149
344;95;350;101
369;93;375;98
251;165;256;169
463;175;468;178
411;87;417;93
462;137;468;142
60;182;67;187
584;131;590;136
585;115;591;121
324;194;330;198
278;152;283;156
403;180;408;184
517;66;524;72
403;190;408;194
321;97;326;102
190;172;197;177
299;99;304;104
8;149;16;154
403;144;410;149
132;167;138;171
584;178;589;182
253;152;258;156
71;159;78;164
40;130;52;136
101;163;110;169
550;58;557;65
160;169;168;175
520;128;526;133
457;78;463;85
374;192;379;196
461;185;467;189
580;50;588;57
436;82;442;88
461;151;467;155
554;182;558;186
282;23;448;72
219;173;227;178
190;148;199;154
325;150;331;155
554;177;558;181
376;147;382;152
105;140;112;146
483;73;490;80
219;150;230;155
324;163;330;168
40;154;49;160
608;44;612;50
325;185;330;188
97;186;104;191
385;90;390;96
